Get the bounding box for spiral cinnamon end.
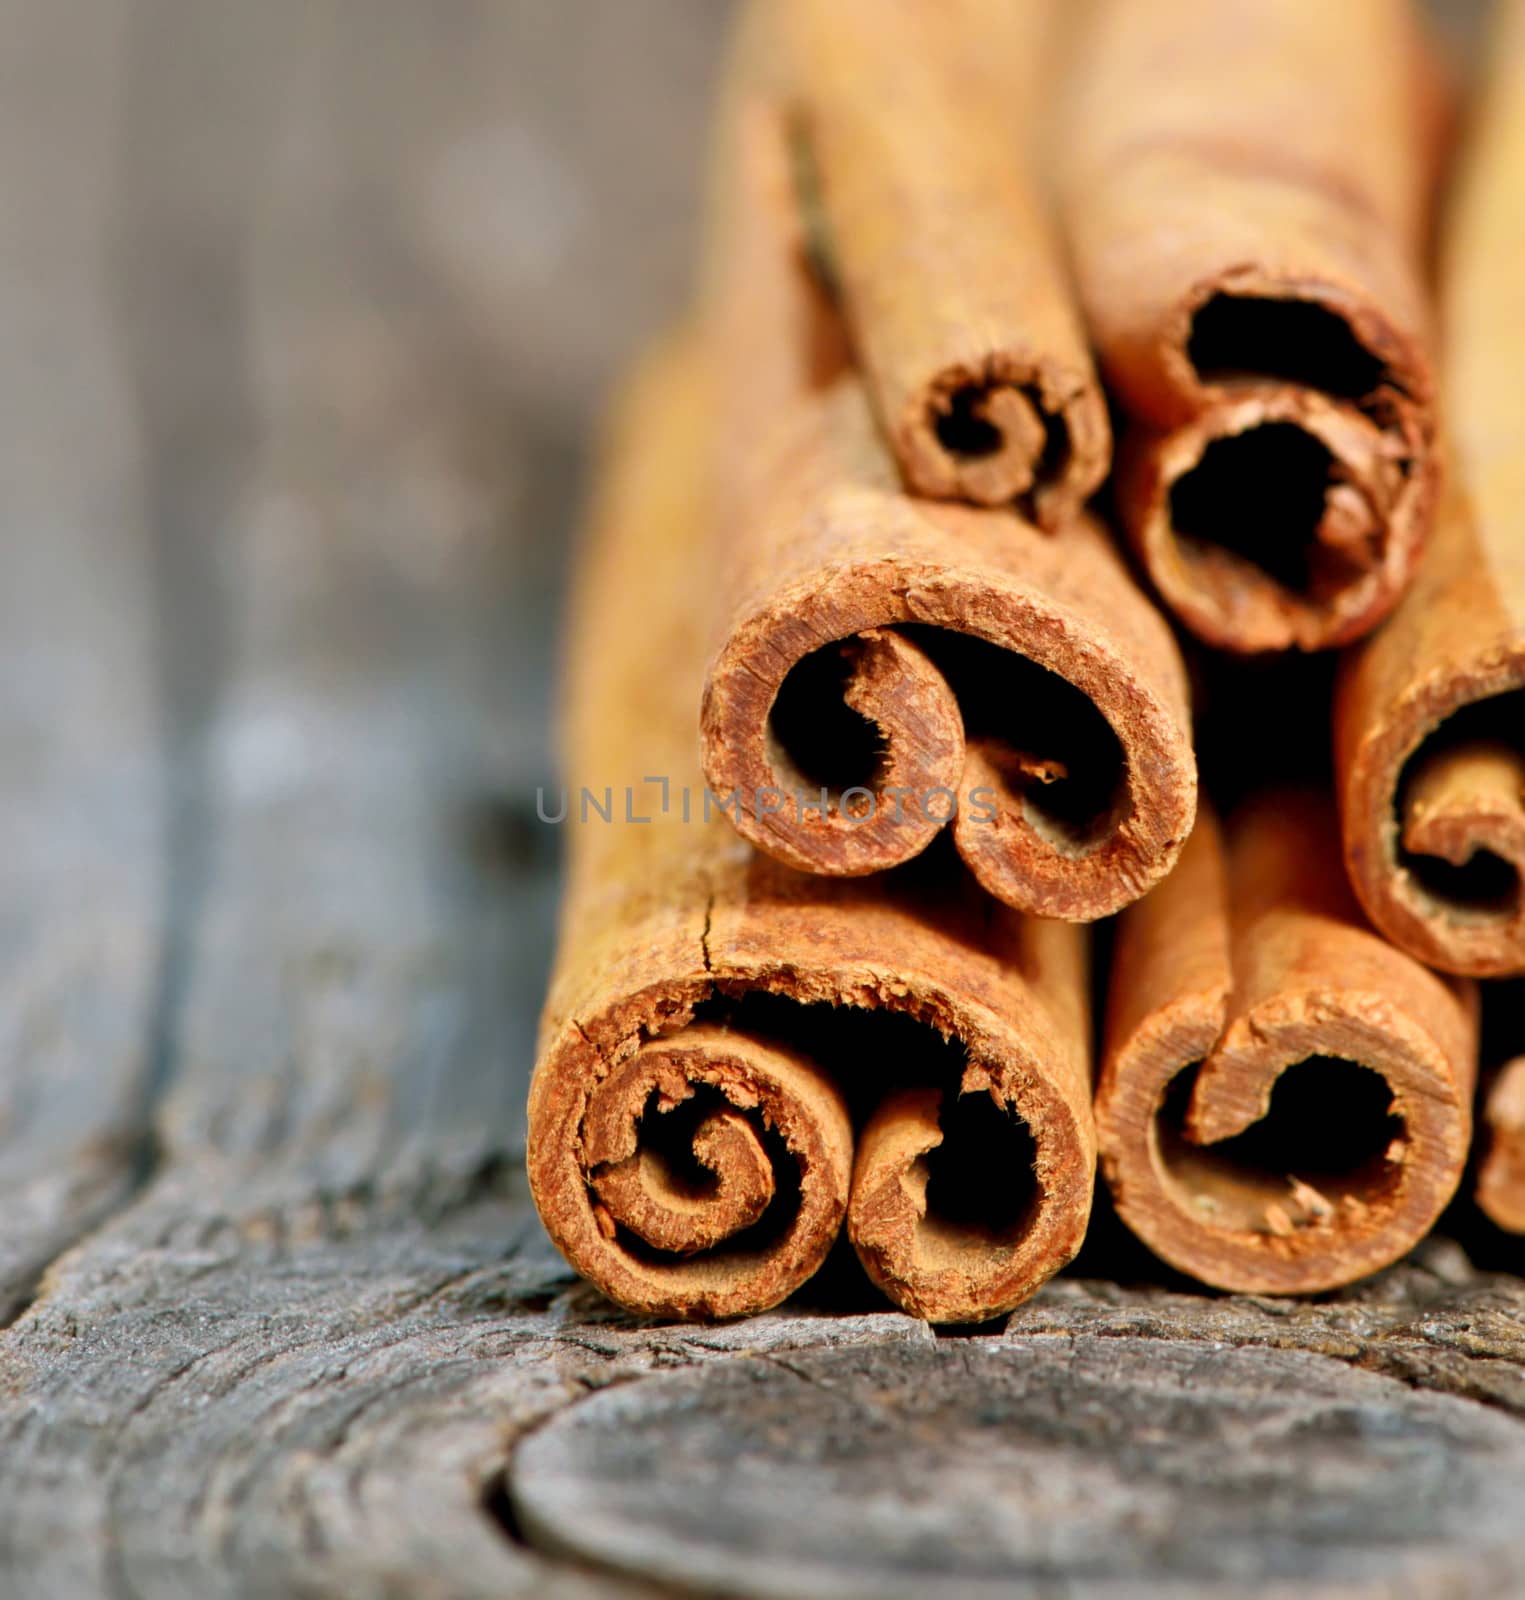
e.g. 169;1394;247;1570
1478;1055;1525;1234
1341;659;1525;978
703;541;1195;920
530;1020;852;1320
848;1072;1094;1324
1119;389;1429;654
907;378;1048;507
1102;996;1470;1295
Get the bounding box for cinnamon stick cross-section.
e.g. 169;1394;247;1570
530;339;1097;1324
580;1026;848;1266
1059;0;1438;652
1478;1051;1525;1236
1098;795;1476;1294
1335;0;1525;976
779;0;1109;526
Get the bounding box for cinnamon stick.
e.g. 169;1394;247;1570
1098;792;1475;1293
529;337;1097;1323
1478;1055;1525;1235
1060;0;1437;653
779;0;1108;524
697;29;1196;923
1335;0;1525;976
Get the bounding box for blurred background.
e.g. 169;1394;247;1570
0;0;1487;1145
2;0;739;1139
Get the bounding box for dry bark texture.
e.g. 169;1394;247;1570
531;343;1097;1325
698;42;1196;921
1336;0;1525;976
778;0;1109;524
1060;0;1438;652
1479;1056;1525;1233
1098;794;1477;1292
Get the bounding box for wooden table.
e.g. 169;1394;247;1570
1;1;1519;1594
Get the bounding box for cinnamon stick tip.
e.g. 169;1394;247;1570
901;359;1111;527
1100;1001;1470;1295
1341;651;1525;977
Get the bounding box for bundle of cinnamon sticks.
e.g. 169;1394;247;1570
529;0;1525;1324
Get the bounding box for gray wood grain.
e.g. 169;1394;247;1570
0;1169;936;1597
0;1;166;1326
513;1333;1525;1598
1014;1235;1525;1415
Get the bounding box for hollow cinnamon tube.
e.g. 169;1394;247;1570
1477;970;1525;1232
1098;792;1475;1293
779;0;1108;525
1478;1055;1525;1234
698;35;1196;923
1060;0;1437;653
529;338;1096;1323
1335;0;1525;977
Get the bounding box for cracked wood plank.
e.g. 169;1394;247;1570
1015;1234;1525;1415
0;1;166;1325
0;7;549;1588
513;1332;1525;1597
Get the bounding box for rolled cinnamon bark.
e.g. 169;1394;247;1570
1476;967;1525;1232
780;0;1108;524
698;38;1196;922
529;337;1097;1323
1335;0;1525;977
1097;793;1475;1293
1478;1051;1525;1235
1061;0;1437;653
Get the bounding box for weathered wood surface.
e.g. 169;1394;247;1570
516;1330;1525;1597
0;2;165;1328
1;2;1523;1598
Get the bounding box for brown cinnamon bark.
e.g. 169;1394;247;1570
779;0;1108;525
1478;1055;1525;1234
529;338;1097;1323
698;33;1196;923
1335;0;1525;976
1061;0;1437;653
1098;793;1476;1293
